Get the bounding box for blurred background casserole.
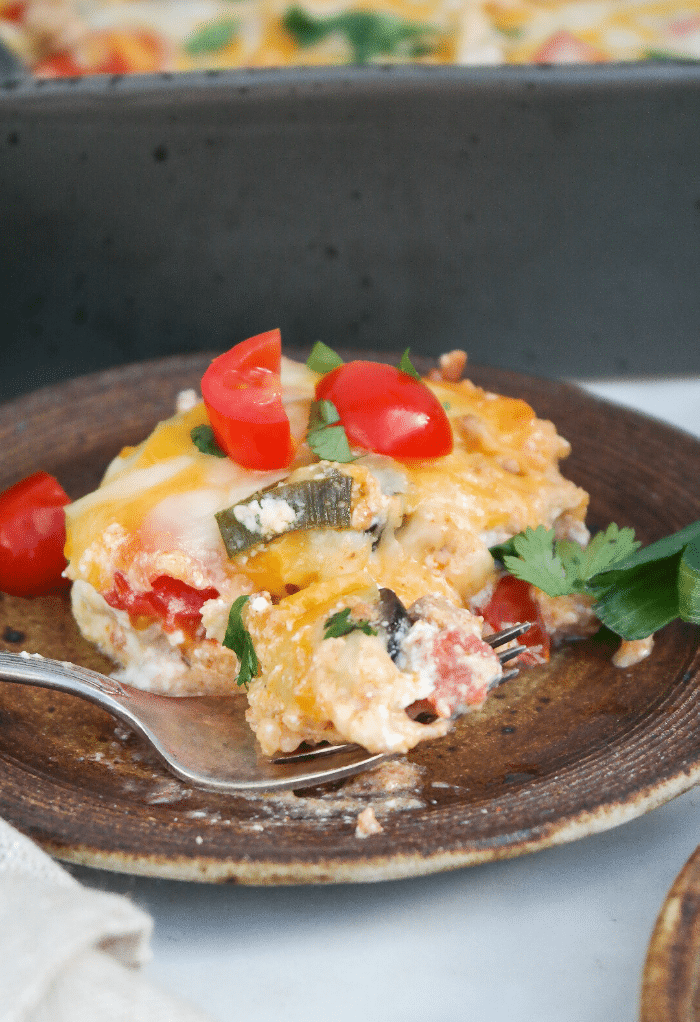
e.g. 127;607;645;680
3;0;700;77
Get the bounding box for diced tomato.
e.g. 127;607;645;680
532;30;607;64
34;29;164;78
201;330;294;470
0;471;70;598
481;575;550;665
104;573;219;636
407;630;499;719
315;361;453;459
2;2;25;23
431;630;498;709
35;50;126;78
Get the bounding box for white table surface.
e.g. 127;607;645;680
67;376;700;1022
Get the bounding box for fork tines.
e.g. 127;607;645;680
485;622;532;648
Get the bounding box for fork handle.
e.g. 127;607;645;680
0;650;127;705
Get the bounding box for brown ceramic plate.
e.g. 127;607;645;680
1;351;700;885
641;844;700;1022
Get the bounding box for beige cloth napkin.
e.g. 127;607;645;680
0;818;214;1022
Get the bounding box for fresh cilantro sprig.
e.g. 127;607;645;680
306;341;344;374
222;595;260;688
191;424;227;458
490;521;700;640
490;524;640;597
323;607;377;639
283;6;442;64
306;399;357;463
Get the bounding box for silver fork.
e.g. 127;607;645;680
0;624;530;793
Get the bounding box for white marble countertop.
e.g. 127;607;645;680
68;377;700;1022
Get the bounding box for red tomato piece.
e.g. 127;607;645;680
532;30;607;64
407;630;500;719
34;29;164;77
481;575;551;665
2;2;26;23
315;361;453;459
34;44;130;78
104;572;219;636
201;330;293;470
0;471;70;598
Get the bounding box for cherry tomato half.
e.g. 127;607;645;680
315;361;453;459
201;330;293;470
0;471;70;598
481;575;551;665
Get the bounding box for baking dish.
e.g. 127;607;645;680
1;62;700;401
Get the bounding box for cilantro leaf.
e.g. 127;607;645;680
222;595;260;688
501;526;571;597
495;523;641;598
323;607;377;639
306;399;356;463
306;341;344;374
283;6;442;64
308;399;341;430
191;424;227;458
593;519;700;575
551;524;640;592
399;348;422;381
184;17;238;54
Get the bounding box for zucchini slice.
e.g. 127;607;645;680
216;469;353;555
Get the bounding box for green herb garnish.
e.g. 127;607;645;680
191;424;227;458
306;341;344;374
283;6;443;64
323;607;377;639
399;348;422;382
222;595;260;688
643;49;700;64
490;521;700;640
306;399;356;463
184;17;238;54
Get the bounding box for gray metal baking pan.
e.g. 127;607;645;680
1;63;699;400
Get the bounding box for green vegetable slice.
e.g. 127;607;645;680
222;595;260;688
216;469;353;555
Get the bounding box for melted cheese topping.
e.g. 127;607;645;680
66;354;588;752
